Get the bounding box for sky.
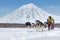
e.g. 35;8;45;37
0;0;60;17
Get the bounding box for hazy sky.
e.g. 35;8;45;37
0;0;60;17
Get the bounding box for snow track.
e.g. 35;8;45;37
0;28;60;40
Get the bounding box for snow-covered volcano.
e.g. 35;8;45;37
0;3;60;23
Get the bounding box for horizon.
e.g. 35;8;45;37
0;0;60;17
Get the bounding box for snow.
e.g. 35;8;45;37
0;3;60;23
0;27;60;40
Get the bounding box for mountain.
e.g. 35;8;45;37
0;3;60;23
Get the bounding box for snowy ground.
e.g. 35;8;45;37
0;27;60;40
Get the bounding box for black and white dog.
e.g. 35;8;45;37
35;20;48;31
25;22;31;28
